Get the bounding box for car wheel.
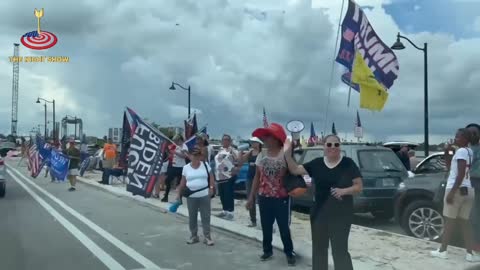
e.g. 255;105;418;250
0;182;5;198
401;200;444;240
371;211;394;220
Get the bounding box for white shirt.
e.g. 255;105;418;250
182;162;211;198
446;147;473;189
214;147;240;181
172;143;188;167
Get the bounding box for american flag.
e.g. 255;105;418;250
308;122;318;145
354;110;363;139
355;110;362;127
263;107;269;128
184;113;198;139
27;138;43;178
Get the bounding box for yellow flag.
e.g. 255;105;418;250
351;51;389;111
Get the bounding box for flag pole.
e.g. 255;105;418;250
347;85;352;107
323;0;347;134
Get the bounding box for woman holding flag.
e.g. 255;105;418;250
162;135;188;202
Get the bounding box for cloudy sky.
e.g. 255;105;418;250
0;0;479;144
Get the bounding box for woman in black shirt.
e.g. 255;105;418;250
244;137;263;227
284;134;363;270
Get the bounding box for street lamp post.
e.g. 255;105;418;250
36;98;56;142
169;82;191;119
391;33;429;157
43;103;47;138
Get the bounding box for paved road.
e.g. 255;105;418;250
1;162;311;270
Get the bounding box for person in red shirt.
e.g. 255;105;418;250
246;123;296;266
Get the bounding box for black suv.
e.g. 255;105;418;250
394;152;447;240
293;145;408;219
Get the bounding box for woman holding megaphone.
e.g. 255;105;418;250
284;134;363;270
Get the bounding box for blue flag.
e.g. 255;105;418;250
36;135;51;160
185;126;207;151
50;150;70;181
79;157;91;177
336;0;399;90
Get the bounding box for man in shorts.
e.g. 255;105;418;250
66;139;81;191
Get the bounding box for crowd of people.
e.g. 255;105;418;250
429;124;480;263
29;121;480;269
140;122;364;270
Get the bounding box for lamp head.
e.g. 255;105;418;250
36;98;40;103
391;33;406;50
169;82;176;90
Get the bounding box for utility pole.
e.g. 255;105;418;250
11;43;20;137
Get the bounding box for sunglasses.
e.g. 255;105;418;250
326;142;340;148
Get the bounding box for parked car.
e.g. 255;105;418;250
0;155;5;198
393;152;447;240
292;145;408;219
0;142;17;158
87;149;104;171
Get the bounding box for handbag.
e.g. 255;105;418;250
182;162;211;198
282;154;307;198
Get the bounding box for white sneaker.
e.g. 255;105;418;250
215;211;227;218
430;249;448;259
466;252;480;262
224;212;234;221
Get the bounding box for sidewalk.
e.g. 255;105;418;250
78;171;478;270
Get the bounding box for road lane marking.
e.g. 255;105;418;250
7;170;126;270
7;165;169;270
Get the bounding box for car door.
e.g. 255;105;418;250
410;154;448;196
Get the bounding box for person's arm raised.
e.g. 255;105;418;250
283;139;308;175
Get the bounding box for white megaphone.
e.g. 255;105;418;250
286;120;305;141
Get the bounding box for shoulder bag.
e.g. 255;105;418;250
282;152;307;198
182;162;212;198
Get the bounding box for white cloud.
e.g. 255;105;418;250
474;16;480;32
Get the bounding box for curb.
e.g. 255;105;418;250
76;175;303;260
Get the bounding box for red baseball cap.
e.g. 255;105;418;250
252;123;287;145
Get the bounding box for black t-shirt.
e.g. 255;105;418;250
303;157;362;218
247;152;258;180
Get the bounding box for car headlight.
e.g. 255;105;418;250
398;182;406;190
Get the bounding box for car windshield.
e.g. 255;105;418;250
300;149;346;164
358;150;405;172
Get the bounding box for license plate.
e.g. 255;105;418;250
382;178;396;187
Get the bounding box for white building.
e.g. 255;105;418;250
108;128;122;143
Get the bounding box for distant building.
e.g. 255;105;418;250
164;126;184;136
108;128;122;143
